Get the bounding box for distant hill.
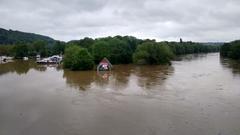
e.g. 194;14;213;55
0;28;55;45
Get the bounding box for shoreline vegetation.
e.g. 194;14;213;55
0;35;220;70
220;40;240;60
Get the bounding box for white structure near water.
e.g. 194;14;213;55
0;56;13;64
36;55;63;64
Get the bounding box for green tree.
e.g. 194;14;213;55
64;45;94;70
32;40;48;57
0;45;14;56
52;41;65;55
107;37;133;64
91;36;139;64
13;44;29;58
92;40;111;63
133;42;174;65
221;40;240;60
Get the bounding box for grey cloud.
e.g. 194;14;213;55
0;0;240;42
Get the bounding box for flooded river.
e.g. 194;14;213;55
0;53;240;135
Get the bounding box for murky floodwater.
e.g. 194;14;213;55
0;53;240;135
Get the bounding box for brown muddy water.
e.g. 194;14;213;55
0;53;240;135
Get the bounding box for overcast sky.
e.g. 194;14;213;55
0;0;240;42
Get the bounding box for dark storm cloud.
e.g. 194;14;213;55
0;0;240;42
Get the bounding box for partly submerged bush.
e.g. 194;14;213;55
64;45;94;70
220;40;240;60
133;42;174;65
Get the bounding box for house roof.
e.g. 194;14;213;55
99;57;112;67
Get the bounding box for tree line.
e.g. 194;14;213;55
63;36;220;70
220;40;240;60
0;36;220;70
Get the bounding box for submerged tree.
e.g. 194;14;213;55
220;40;240;60
64;45;94;70
13;44;29;58
32;40;48;57
51;41;66;55
92;40;111;64
133;41;174;65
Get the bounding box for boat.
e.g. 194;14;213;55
36;55;62;64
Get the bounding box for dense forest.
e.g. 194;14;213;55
0;28;55;45
0;28;221;70
220;40;240;60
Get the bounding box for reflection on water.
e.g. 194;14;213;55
0;61;173;93
174;53;208;61
0;60;34;75
220;57;240;75
134;65;174;90
1;53;240;135
0;60;63;76
63;70;96;91
0;60;174;94
0;60;46;75
63;64;173;94
97;71;111;80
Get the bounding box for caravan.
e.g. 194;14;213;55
36;55;62;64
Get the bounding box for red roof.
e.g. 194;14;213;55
100;59;108;64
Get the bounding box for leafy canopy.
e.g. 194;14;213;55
64;45;94;70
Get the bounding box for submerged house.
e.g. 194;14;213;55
97;57;112;71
